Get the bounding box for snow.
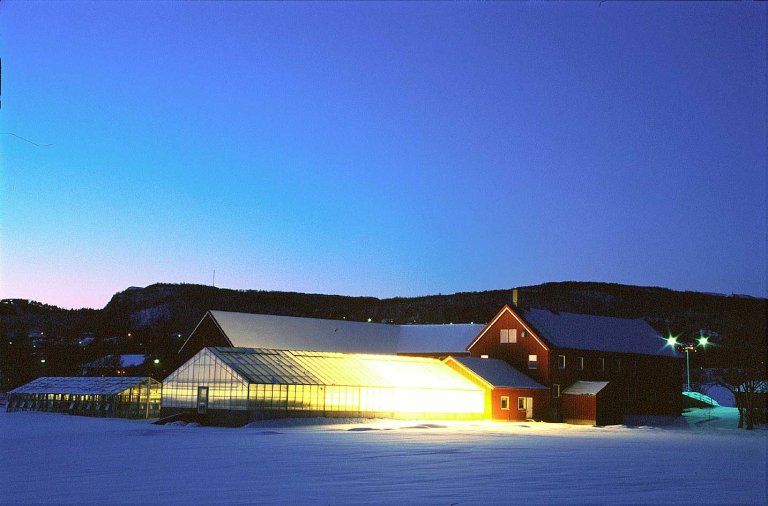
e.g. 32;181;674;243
449;356;547;389
522;308;679;357
701;383;736;406
192;311;484;356
1;409;765;504
562;381;609;395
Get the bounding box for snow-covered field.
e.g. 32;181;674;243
1;409;765;505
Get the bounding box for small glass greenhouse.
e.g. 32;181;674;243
162;347;485;424
7;376;161;418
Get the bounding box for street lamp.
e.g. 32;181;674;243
666;333;709;392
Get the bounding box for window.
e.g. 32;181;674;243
500;396;510;410
528;354;538;369
500;328;517;344
598;358;605;372
552;384;560;398
557;354;566;370
577;356;584;370
518;397;526;410
480;354;489;359
521;330;528;338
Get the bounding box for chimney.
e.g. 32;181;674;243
512;289;518;307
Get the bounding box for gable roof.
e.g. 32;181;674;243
521;308;677;357
562;381;610;396
185;311;484;355
9;377;157;396
447;357;547;389
467;305;678;357
207;347;482;392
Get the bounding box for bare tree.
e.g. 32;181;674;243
713;354;766;430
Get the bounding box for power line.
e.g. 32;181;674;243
0;132;53;147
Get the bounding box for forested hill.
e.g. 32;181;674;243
1;282;765;376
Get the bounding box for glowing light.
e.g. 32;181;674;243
153;358;160;364
40;359;46;363
367;318;372;322
666;335;678;347
698;336;709;347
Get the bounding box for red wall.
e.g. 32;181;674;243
491;388;549;421
468;307;550;386
561;394;596;424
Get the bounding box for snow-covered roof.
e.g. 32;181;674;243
562;381;610;396
9;377;156;396
82;354;147;368
205;311;484;355
397;324;485;353
521;308;677;357
450;357;547;389
207;347;482;391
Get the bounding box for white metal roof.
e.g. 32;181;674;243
562;381;610;396
397;324;485;353
206;311;484;355
450;357;547;389
9;377;156;396
521;308;678;357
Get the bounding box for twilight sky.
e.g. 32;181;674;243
0;2;765;309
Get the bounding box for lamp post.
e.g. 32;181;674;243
666;334;710;392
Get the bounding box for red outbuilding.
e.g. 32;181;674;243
444;356;549;421
561;381;622;426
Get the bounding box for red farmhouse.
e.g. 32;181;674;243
466;304;682;424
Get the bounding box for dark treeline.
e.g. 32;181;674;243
1;282;765;390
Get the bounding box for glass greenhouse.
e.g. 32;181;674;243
7;376;161;418
162;347;485;424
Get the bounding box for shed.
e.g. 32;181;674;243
561;381;620;426
443;356;549;421
6;376;161;418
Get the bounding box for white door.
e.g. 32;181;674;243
197;386;209;414
525;397;533;419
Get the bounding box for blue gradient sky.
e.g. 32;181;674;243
1;2;765;309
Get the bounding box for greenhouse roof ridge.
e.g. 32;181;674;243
9;376;157;396
205;346;483;391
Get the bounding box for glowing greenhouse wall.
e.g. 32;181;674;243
162;349;249;411
161;347;485;424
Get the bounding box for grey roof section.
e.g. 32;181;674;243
452;357;547;389
397;323;486;353
208;311;484;355
521;308;679;357
562;381;610;396
9;377;155;396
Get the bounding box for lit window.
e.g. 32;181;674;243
557;355;566;370
480;355;489;359
500;329;517;344
552;384;560;398
518;397;526;410
528;355;537;369
598;358;605;371
501;396;510;410
577;356;584;370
